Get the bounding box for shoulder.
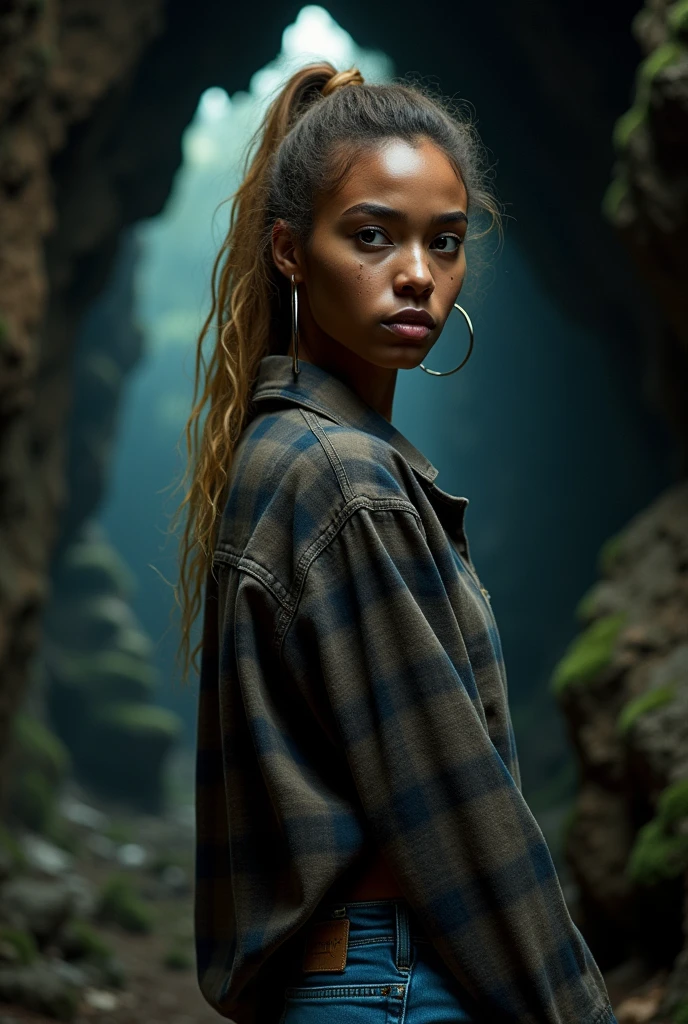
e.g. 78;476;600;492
224;406;418;524
216;407;422;590
301;409;420;506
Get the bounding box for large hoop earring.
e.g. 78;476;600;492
419;304;474;376
291;274;300;376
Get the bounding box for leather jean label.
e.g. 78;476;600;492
301;917;349;973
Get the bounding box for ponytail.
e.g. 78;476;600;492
169;61;500;685
168;62;353;685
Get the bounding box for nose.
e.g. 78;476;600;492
393;243;435;299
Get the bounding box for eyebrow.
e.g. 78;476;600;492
340;201;468;226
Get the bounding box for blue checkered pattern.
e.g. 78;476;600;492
194;354;616;1024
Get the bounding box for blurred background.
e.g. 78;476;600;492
0;1;687;1021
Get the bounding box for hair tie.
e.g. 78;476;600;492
321;67;365;97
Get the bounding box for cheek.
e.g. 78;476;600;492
307;244;373;322
446;256;467;289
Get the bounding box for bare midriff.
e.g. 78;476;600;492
324;845;405;902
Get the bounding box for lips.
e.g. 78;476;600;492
382;308;436;328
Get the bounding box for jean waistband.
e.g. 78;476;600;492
309;897;430;950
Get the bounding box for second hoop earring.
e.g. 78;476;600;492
291;274;300;376
419;303;474;376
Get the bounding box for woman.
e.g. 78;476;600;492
175;62;618;1024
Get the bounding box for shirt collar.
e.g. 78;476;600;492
249;355;469;514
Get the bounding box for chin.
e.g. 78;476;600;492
380;350;426;371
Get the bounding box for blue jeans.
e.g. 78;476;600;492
276;897;486;1023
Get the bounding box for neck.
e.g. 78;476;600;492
290;301;398;424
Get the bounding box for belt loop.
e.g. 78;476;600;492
394;901;411;972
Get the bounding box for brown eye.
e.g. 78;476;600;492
430;234;462;252
356;227;390;246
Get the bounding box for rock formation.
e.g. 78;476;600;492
556;2;688;1016
0;0;165;795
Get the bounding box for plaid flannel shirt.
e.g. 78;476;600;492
194;353;616;1024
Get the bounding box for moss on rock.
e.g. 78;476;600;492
0;926;38;965
597;531;626;576
13;769;56;833
9;716;71;836
627;780;688;886
48;650;159;778
114;627;154;661
673;1000;688;1024
0;824;27;872
551;612;627;696
636;41;684;101
60;919;114;966
612;104;646;152
96;874;154;934
162;941;192;971
58;649;158;704
668;0;688;40
574;586;600;625
602;177;632;225
12;713;70;784
103;820;135;845
617;683;677;735
609;30;686;175
627;817;688;885
83;702;183;812
96;702;181;737
658;778;688;829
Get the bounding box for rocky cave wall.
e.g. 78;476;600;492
551;2;688;1018
0;0;167;798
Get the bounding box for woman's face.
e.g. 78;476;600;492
274;135;469;375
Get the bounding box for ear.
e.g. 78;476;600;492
272;219;305;284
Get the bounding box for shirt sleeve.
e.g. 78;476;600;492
278;502;616;1024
